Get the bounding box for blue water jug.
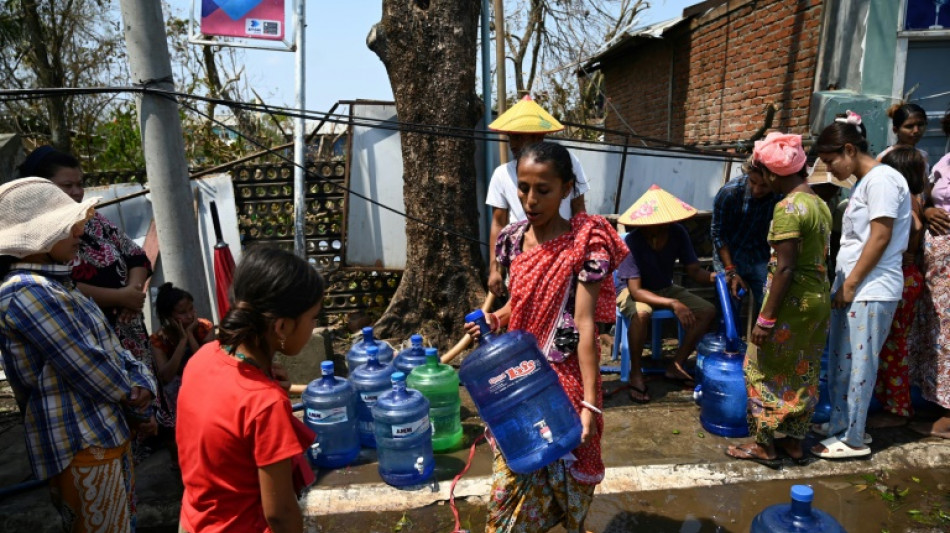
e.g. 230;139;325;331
346;326;394;374
696;274;749;438
751;485;846;533
302;361;360;469
695;333;726;384
394;334;427;375
372;372;435;487
458;309;582;475
350;345;395;448
812;344;832;424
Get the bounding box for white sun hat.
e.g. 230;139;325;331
0;177;98;258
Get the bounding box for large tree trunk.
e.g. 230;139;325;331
367;0;486;348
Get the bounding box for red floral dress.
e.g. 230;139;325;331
487;214;628;533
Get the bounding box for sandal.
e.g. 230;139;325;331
627;384;651;404
810;423;872;444
726;443;783;469
810;436;871;459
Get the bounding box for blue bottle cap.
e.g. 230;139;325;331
368;345;379;357
410;334;423;346
320;361;334;373
465;309;484;323
425;347;438;362
362;326;374;339
391;371;406;383
791;485;814;503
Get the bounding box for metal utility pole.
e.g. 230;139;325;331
480;1;494;186
492;0;509;164
118;0;211;318
293;0;307;257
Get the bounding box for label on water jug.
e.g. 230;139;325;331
488;359;540;394
360;391;381;406
359;420;374;434
391;415;430;438
306;406;348;424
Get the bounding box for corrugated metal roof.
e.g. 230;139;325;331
582;16;686;72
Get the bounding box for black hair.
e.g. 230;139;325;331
942;107;950;137
155;282;193;325
218;245;325;356
18;146;80;179
887;102;927;130
516;141;577;193
815;122;869;154
881;146;926;195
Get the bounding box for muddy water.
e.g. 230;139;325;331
305;468;950;532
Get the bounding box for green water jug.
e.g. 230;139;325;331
407;348;463;452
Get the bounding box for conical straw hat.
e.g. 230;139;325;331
488;95;564;134
618;185;697;226
807;159;855;188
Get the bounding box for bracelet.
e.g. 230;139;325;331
724;264;736;272
580;401;602;415
756;315;776;329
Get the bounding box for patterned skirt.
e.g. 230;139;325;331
49;441;136;533
910;233;950;409
744;289;830;443
486;447;596;533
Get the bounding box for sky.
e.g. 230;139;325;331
165;0;695;112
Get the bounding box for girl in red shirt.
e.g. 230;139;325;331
176;246;325;533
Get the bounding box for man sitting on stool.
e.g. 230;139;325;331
615;186;716;403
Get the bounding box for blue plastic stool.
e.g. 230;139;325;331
611;308;684;382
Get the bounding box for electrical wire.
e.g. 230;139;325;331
1;86;744;247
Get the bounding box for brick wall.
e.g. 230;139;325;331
601;0;823;145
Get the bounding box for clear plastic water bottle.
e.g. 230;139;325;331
750;485;846;532
372;372;434;487
302;361;360;469
458;309;582;474
408;347;463;452
346;326;394;374
394;334;427;375
350;345;395;448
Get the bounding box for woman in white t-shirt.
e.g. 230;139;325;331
811;117;912;459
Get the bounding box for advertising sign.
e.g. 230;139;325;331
200;0;285;41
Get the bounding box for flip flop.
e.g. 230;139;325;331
811;436;871;460
810;423;872;444
725;445;783;470
627;384;650;404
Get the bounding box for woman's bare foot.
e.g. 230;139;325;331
866;411;909;429
664;360;694;383
909;416;950;439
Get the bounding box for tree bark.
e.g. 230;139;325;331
368;0;486;348
20;0;70;151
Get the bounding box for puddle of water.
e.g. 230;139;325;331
304;468;950;533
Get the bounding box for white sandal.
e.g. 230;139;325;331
810;423;872;444
812;436;871;459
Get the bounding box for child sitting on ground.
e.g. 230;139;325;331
150;282;214;467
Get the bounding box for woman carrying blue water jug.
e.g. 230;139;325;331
466;141;628;533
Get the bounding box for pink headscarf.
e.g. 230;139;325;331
753;132;806;176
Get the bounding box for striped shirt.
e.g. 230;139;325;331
0;263;157;480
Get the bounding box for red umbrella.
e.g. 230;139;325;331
210;201;235;319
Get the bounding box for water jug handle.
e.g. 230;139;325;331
465;309;492;339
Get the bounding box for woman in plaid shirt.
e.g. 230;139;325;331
0;178;157;533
